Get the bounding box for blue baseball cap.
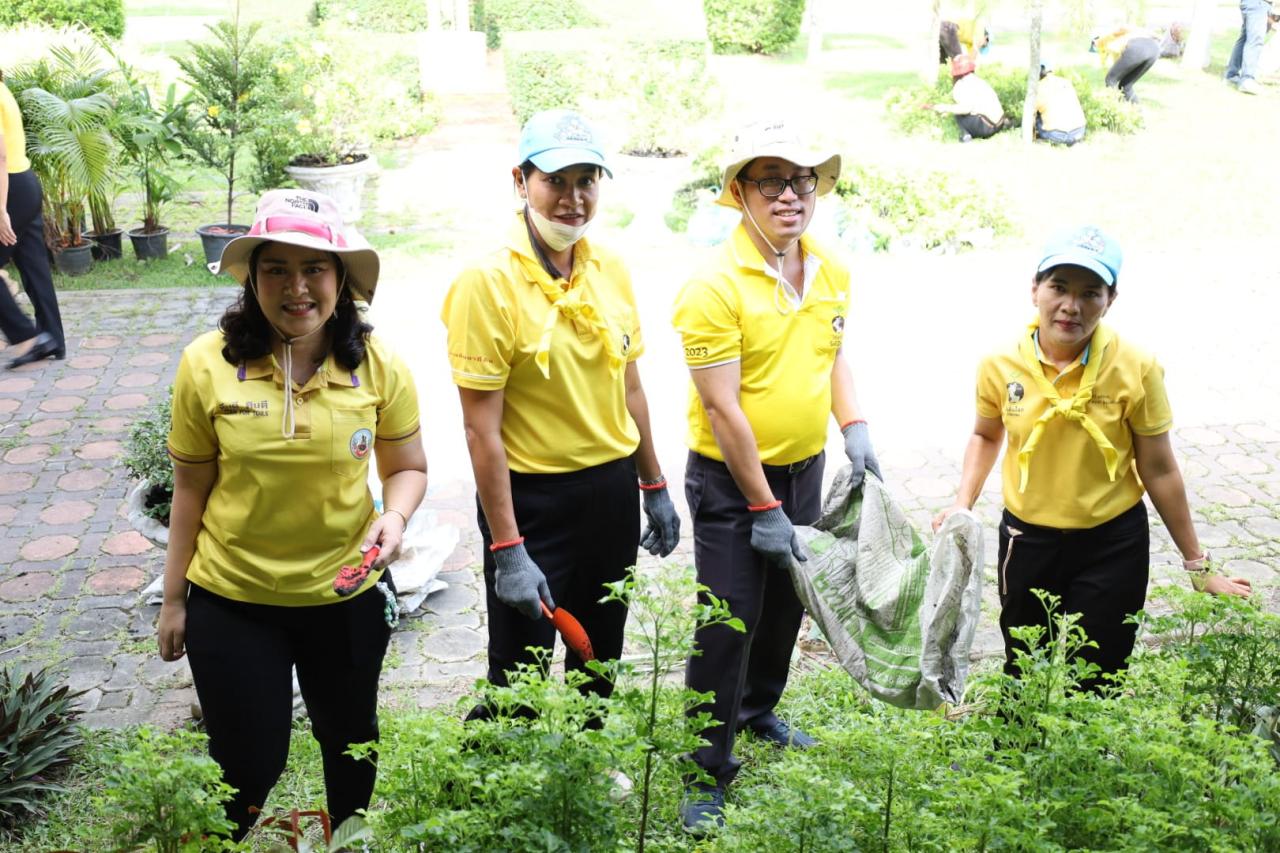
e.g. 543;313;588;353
1036;225;1122;286
516;109;612;178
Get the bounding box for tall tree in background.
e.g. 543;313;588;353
1022;0;1044;143
1185;0;1215;69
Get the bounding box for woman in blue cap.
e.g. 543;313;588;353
933;227;1250;690
440;109;680;715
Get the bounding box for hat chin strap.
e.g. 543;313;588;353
738;181;800;317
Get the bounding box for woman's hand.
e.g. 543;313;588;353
931;504;966;532
1203;575;1252;597
157;600;187;661
0;211;16;246
363;510;407;568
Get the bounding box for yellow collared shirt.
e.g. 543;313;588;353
168;330;421;606
673;223;850;466
977;327;1172;529
1036;74;1086;133
1;84;31;174
440;212;643;474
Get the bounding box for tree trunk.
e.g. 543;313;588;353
1022;0;1044;144
922;0;942;82
426;0;442;31
454;0;470;30
1185;0;1216;71
807;0;823;66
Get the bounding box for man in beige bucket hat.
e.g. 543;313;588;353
672;119;880;833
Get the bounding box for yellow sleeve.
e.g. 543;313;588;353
1129;359;1173;436
373;347;421;444
614;261;645;363
167;348;218;465
672;275;741;368
441;267;514;389
975;357;1002;420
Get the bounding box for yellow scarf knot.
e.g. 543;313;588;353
532;277;624;380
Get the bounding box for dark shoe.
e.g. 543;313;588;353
6;332;59;369
746;718;817;748
680;782;725;835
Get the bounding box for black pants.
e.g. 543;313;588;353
1105;37;1160;103
955;113;1003;139
185;581;392;840
684;450;823;788
0;170;64;350
470;456;638;714
997;502;1149;692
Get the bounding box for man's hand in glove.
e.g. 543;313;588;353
749;504;806;569
841;421;882;488
492;541;554;620
641;483;681;557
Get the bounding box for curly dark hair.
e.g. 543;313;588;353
218;244;373;370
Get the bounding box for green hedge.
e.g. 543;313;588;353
703;0;804;55
504;50;587;127
0;0;125;39
615;41;717;156
486;0;597;30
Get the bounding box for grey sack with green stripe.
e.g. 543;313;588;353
792;466;984;710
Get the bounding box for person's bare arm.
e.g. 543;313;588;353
157;461;217;661
363;434;428;567
624;361;662;482
459;387;519;542
931;414;1004;531
689;361;773;506
0;130;15;247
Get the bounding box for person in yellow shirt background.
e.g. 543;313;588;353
1094;25;1162;103
157;189;428;839
932;226;1250;694
673;119;879;834
440;109;679;721
1034;61;1086;147
939;15;990;63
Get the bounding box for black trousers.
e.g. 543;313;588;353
955;112;1003;139
185;581;392;840
997;501;1150;692
471;456;638;710
0;170;64;350
684;450;823;787
1105;37;1161;103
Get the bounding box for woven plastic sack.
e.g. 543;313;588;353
791;466;984;710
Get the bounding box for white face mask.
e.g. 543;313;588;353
527;206;592;252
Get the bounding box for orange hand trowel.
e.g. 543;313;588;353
333;546;380;597
541;601;595;662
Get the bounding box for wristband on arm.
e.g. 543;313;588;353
489;536;525;552
748;499;783;512
839;418;867;429
1183;550;1214;592
639;475;667;491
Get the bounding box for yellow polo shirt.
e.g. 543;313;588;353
976;325;1172;529
673;223;850;466
441;212;642;474
1036;74;1086;133
168;330;421;606
0;84;31;174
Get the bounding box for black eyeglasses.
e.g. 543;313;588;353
738;174;819;198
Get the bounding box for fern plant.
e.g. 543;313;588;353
0;665;83;827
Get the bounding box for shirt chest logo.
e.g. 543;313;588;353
218;400;269;416
349;429;372;459
1007;381;1024;403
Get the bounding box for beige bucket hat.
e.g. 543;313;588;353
716;119;841;209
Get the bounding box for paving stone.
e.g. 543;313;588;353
0;505;15;525
87;566;148;594
101;532;154;557
67;354;110;369
82;335;122;350
40;499;95;525
138;655;192;688
1178;427;1228;446
1221;559;1276;584
117;372;159;389
1243;515;1280;540
0;399;18;414
901;477;958;498
3;443;50;464
422;625;485;662
0;376;35;393
38;395;85;413
92;415;132;432
58;468;110;491
443;541;478;572
0;471;36;494
0;572;56;602
104;393;150;411
1237;423;1280;443
103;655;144;692
97;691;130;710
415;609;482;630
1218;453;1270;476
76;688;103;714
54;374;98;391
139;333;178;347
1197;485;1254;508
129;351;170;367
75;439;123;460
26;418;71;437
425;582;477;615
20;534;78;561
421;659;486;685
65;608;129;641
880;448;928;470
66;658;115;694
0;613;36;642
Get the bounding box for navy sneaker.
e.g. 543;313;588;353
746;718;817;748
680;782;725;835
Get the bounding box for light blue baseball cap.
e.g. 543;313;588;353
1037;225;1123;286
516;109;612;178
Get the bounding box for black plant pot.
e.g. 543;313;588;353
129;227;169;261
88;228;123;261
53;243;94;276
196;224;250;270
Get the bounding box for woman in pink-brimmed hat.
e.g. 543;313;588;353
157;189;427;839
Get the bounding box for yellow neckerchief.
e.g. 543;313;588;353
1016;319;1119;492
508;212;623;380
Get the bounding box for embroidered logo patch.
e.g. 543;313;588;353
621;333;632;355
832;315;845;333
555;114;594;145
1074;227;1106;253
1007;382;1024;403
349;428;372;460
285;195;320;212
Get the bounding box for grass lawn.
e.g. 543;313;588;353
51;250;228;291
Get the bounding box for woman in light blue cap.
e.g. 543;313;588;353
440;109;680;717
933;226;1250;692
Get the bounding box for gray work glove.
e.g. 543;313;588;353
841;421;882;488
492;542;554;620
640;486;681;557
749;505;806;569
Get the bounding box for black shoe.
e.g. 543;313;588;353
745;718;817;748
6;332;59;369
680;782;725;835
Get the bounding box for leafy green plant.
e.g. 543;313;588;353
108;53;186;234
503;49;587;126
98;726;236;853
255;810;372;852
0;0;124;39
665;145;723;233
486;0;597;31
613;41;719;157
0;665;82;828
702;0;805;55
120;387;174;523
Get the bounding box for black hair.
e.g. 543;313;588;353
218;243;373;370
1035;264;1117;292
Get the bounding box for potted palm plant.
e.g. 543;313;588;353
111;58;184;261
176;7;272;269
87;185;123;261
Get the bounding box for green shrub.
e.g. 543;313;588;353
503;49;588;126
666;145;724;232
0;0;124;39
120;388;174;523
0;665;82;829
486;0;597;31
703;0;805;55
472;0;501;49
311;0;428;31
614;41;719;157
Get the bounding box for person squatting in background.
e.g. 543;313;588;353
1035;61;1087;146
929;55;1013;143
158;189;428;839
